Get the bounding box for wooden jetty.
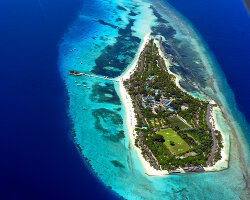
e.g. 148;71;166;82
68;70;118;82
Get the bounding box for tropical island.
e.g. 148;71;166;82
118;34;228;175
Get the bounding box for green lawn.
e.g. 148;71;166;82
157;128;190;155
168;116;190;130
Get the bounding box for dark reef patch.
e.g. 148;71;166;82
98;20;118;29
111;160;125;168
91;17;141;78
115;107;121;111
151;24;176;39
90;82;121;105
128;10;139;17
92;108;124;142
116;17;122;22
150;6;169;24
163;38;208;90
117;5;127;11
150;6;208;93
107;130;125;143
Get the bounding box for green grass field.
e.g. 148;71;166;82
168;116;190;130
157;128;190;155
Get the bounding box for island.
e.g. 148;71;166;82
117;34;227;175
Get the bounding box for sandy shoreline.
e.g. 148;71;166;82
204;105;229;171
117;34;169;176
117;33;228;176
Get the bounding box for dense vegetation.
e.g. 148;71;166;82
124;39;223;171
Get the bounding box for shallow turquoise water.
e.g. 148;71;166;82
59;0;250;199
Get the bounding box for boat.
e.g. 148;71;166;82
82;107;87;110
169;170;181;174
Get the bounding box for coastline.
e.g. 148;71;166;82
117;34;169;176
117;33;229;176
204;106;229;171
155;38;229;172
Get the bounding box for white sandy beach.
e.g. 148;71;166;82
117;34;169;176
204;105;229;171
117;33;228;176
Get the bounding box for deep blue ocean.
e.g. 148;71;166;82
166;0;250;141
0;0;116;199
0;0;249;200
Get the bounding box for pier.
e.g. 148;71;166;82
69;70;118;82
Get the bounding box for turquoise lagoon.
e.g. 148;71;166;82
59;0;250;199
